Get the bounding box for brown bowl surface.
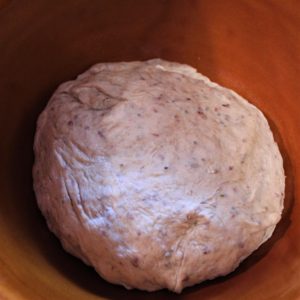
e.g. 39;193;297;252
0;1;299;299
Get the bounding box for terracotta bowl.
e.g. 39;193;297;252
0;1;299;299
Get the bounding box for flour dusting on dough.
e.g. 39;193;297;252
33;59;285;293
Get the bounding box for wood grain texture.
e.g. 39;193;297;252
0;0;299;299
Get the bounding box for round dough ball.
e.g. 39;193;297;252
33;59;285;293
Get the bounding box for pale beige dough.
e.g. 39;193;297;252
33;59;285;293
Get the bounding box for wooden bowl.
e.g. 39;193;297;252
0;1;299;299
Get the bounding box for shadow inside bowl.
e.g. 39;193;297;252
2;92;294;300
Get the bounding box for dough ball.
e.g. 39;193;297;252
33;59;285;293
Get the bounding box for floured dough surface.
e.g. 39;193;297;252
33;59;285;293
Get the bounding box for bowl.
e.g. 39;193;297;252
0;1;299;299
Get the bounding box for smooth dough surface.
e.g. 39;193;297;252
33;59;285;293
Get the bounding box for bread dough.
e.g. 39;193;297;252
33;59;285;293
